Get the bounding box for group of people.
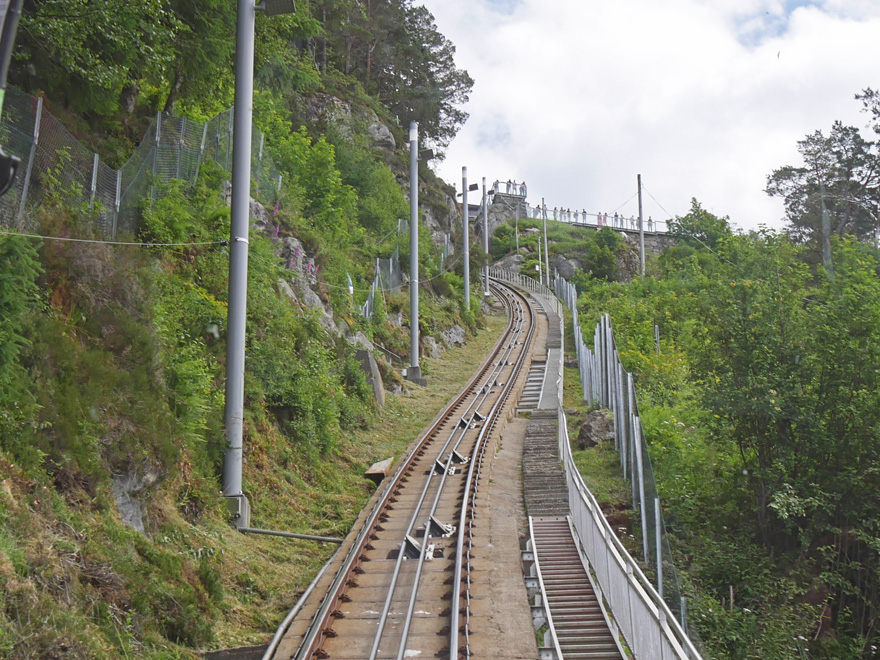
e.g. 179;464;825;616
492;179;527;197
530;205;656;232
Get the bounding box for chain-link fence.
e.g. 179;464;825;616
0;87;283;236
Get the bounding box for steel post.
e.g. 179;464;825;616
222;0;257;527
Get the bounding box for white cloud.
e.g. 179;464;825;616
424;0;880;231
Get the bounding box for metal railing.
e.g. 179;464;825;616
520;204;669;234
491;267;702;659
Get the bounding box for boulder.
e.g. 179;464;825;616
441;324;466;347
577;409;615;449
367;117;396;151
112;465;161;534
556;257;582;280
424;336;444;359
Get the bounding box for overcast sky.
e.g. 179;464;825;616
421;0;880;232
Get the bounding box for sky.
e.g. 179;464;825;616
421;0;880;232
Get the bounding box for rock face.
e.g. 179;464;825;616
276;236;339;335
113;466;161;534
555;257;583;280
441;324;466;347
300;92;397;153
424;336;444;359
577;409;615;449
356;349;385;408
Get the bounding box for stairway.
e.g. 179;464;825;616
532;518;623;660
522;410;568;517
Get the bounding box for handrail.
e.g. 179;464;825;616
528;517;565;660
490;266;701;659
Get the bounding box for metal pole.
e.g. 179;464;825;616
256;133;264;189
407;122;422;384
16;95;42;222
638;173;645;278
176;119;185;180
194;123;208;186
482;177;489;296
223;0;256;528
150;111;161;203
655;497;663;597
112;170;121;239
542;197;550;287
462;167;470;308
89;153;98;208
635;417;648;563
515;202;520;251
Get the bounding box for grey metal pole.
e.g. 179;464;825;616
16;96;41;222
112;170;121;239
542;197;550;287
222;0;256;528
194;123;207;186
89;153;98;209
635;418;648;563
655;497;663;596
482;177;489;296
462;167;470;308
638;173;645;279
515;202;520;252
407;122;422;384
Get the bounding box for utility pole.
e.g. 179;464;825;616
541;196;549;287
462;167;470;308
482;177;489;296
222;0;296;530
406;122;424;385
638;174;645;279
223;0;258;529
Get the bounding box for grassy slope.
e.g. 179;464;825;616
0;300;507;657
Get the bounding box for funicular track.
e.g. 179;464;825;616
281;281;536;660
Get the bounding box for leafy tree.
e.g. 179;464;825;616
668;198;732;250
310;0;473;153
766;120;880;246
16;0;181;116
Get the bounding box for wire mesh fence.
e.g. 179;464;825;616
0;87;284;237
559;279;705;654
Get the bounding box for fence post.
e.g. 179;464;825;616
255;133;264;192
681;597;689;637
194;123;208;186
89;153;99;208
149;111;162;203
176;118;185;180
225;107;233;171
16;95;42;222
656;496;663;597
635;417;648;563
112;170;121;239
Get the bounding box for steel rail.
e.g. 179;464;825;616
370;286;526;659
290;282;526;660
392;283;529;659
450;280;536;659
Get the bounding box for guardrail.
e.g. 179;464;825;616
491;267;702;659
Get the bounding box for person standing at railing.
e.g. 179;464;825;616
648;216;654;232
492;179;500;194
520;181;527;197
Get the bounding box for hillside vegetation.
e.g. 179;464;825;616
0;1;489;658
